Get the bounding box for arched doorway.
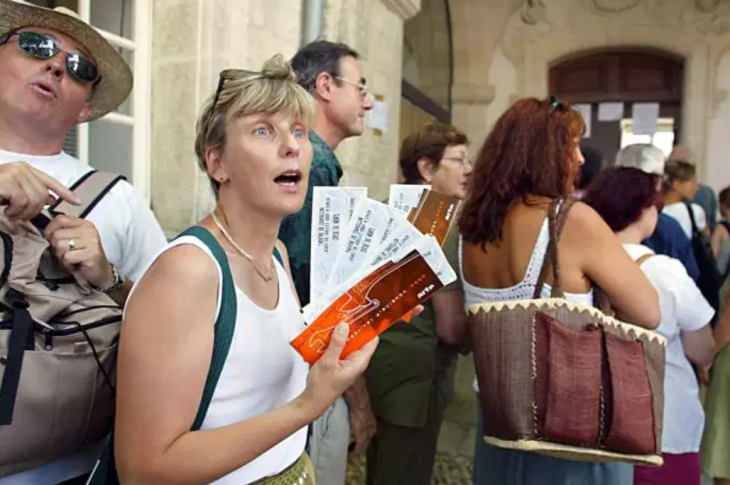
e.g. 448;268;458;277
549;49;685;165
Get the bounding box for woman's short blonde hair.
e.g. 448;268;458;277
194;54;316;196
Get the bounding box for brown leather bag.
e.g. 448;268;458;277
0;171;125;477
468;197;667;466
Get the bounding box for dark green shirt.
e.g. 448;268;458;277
365;230;462;428
279;131;343;306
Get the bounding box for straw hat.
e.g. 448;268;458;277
0;0;133;121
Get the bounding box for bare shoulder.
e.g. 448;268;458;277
131;244;219;302
563;200;612;241
153;244;219;282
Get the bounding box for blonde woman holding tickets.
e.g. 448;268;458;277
113;55;376;485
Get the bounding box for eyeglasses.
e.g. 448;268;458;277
442;157;473;169
335;76;371;100
0;31;100;84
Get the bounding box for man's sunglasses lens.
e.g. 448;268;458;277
67;54;99;83
18;32;55;59
17;32;99;83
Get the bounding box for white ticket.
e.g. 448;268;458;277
310;187;367;299
324;198;403;289
302;234;456;324
367;220;424;268
388;184;430;215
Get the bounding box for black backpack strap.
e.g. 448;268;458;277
0;290;34;425
88;226;237;484
31;171;126;231
684;201;701;237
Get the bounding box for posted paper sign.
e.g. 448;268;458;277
369;100;389;134
575;104;592;138
389;185;430;215
632;103;660;136
598;102;624;122
310;187;367;298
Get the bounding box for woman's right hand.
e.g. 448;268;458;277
298;323;378;419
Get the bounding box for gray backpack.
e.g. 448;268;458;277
0;171;125;477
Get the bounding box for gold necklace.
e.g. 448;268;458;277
211;211;276;283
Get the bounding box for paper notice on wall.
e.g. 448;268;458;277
598;102;624;122
368;99;389;134
310;187;368;299
632;103;660;135
388;184;430;215
575;104;592;138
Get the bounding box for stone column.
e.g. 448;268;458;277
150;0;302;235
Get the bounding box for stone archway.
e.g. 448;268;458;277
549;48;685;164
500;0;713;174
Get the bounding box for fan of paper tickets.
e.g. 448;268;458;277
290;185;460;364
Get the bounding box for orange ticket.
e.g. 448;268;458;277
290;249;444;365
408;190;461;246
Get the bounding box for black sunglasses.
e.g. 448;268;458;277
0;31;100;84
210;69;259;112
548;95;565;115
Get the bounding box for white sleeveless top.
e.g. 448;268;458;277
129;235;309;484
459;219;594;392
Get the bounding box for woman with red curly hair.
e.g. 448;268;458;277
459;97;660;484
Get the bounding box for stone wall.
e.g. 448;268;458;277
449;0;730;194
150;0;418;234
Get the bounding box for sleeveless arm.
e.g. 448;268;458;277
114;244;317;485
561;202;660;329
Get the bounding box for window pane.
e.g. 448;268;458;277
88;121;132;180
63;125;78;158
91;0;134;39
112;48;134;116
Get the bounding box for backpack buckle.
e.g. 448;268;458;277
5;289;29;310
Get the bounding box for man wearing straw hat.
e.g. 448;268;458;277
0;1;166;483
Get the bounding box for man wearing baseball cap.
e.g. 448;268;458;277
0;1;166;483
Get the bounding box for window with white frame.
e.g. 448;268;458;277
17;0;152;203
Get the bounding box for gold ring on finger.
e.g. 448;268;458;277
68;239;76;251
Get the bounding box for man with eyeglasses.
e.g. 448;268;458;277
0;2;166;484
280;40;374;485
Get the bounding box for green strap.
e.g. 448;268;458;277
88;227;237;485
178;226;238;431
273;247;283;267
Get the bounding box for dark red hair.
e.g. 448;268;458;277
582;168;661;232
460;97;586;245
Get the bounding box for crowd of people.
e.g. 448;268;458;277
1;2;730;485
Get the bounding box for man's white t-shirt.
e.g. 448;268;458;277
663;202;707;240
0;148;167;484
624;243;715;454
